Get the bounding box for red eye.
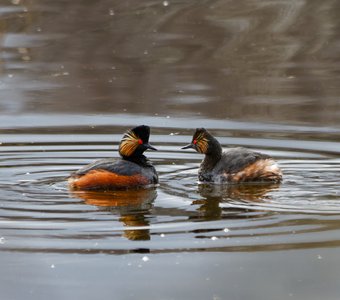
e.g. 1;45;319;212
138;139;143;145
193;139;197;145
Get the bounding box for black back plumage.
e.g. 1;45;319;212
216;147;270;174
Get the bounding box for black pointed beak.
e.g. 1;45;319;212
145;143;157;151
181;143;194;150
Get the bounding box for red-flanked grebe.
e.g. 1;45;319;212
182;128;282;184
68;125;158;190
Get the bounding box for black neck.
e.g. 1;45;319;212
201;138;222;170
123;154;150;166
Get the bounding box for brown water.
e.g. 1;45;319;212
1;1;340;299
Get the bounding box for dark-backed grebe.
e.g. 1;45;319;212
68;125;158;190
182;128;282;184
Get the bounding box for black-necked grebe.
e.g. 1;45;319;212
68;125;158;190
182;128;282;183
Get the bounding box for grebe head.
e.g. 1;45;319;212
119;125;157;158
181;128;221;155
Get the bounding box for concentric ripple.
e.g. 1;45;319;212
1;115;340;254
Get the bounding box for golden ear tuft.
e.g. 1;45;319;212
193;131;209;154
119;130;140;157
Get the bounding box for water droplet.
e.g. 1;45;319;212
18;48;28;54
223;228;229;233
109;9;115;16
160;233;165;237
8;74;13;78
163;1;169;6
317;255;323;259
0;237;5;244
22;55;31;61
143;50;148;55
211;236;218;241
51;264;55;269
142;256;149;262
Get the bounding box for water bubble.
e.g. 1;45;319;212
51;264;55;269
211;236;218;241
223;228;229;233
160;233;165;237
0;237;5;244
109;9;115;16
142;256;149;262
163;1;169;6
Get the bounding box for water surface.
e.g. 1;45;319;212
1;1;340;300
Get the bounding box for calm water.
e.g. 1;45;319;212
1;1;340;299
